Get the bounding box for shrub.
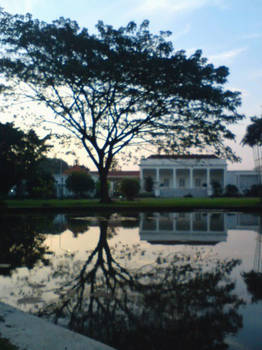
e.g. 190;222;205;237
224;184;240;197
66;171;95;198
120;178;140;200
245;184;262;197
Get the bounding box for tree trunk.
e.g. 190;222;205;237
99;169;111;203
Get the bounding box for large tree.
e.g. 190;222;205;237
0;122;51;196
0;11;244;202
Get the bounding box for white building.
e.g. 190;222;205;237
140;154;260;197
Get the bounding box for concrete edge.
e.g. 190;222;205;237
0;302;116;350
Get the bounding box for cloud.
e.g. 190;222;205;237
136;0;226;15
243;33;262;40
209;47;246;64
0;0;39;14
173;23;191;40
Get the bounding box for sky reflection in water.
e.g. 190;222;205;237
0;211;262;350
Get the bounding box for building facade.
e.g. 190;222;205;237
140;154;260;197
140;155;227;197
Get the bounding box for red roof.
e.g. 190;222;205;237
90;171;139;178
64;165;89;175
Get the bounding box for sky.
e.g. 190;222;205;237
1;0;261;170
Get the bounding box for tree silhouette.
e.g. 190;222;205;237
0;12;244;202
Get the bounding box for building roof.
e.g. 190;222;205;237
90;170;140;178
64;165;89;175
146;154;219;160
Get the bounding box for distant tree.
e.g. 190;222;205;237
144;176;154;192
242;117;262;146
0;122;51;196
0;12;244;202
120;178;140;200
26;170;55;198
66;171;95;197
38;158;69;175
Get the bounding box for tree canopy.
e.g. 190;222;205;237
66;171;95;197
0;122;51;196
242;117;262;147
0;11;245;202
38;157;69;175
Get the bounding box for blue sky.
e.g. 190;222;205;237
1;0;261;169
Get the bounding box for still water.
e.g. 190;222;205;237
0;211;262;350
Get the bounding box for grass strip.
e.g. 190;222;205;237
2;197;261;211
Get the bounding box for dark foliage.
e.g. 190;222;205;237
120;178;140;200
224;184;240;197
26;170;56;198
0;122;51;196
66;171;95;197
211;181;223;197
38;158;69;175
242;117;262;147
245;184;262;197
242;271;262;302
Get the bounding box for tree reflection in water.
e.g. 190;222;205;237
0;215;51;276
32;216;244;350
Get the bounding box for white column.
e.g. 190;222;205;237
189;213;193;232
207;213;210;231
156;213;160;231
189;168;193;188
207;168;211;196
173;168;176;188
155;168;160;196
140;169;144;191
223;169;226;190
156;168;160;183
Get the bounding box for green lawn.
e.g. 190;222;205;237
1;197;261;211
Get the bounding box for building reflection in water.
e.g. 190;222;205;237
139;212;261;247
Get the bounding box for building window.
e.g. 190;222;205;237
195;178;201;187
179;178;185;188
163;178;169;187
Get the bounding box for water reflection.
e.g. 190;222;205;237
0;215;51;275
30;219;243;350
1;211;262;349
140;212;226;245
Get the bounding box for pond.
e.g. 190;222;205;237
0;211;262;350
